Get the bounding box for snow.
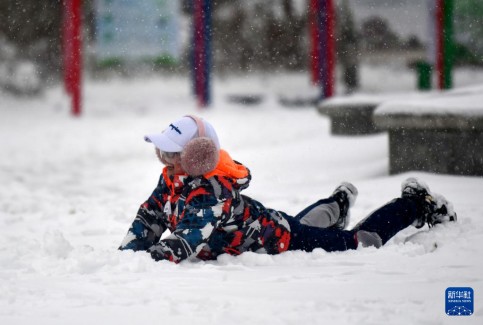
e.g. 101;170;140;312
1;69;483;325
321;91;433;108
376;85;483;116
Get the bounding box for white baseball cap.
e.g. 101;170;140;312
144;116;220;152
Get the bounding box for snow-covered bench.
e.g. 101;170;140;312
374;86;483;176
317;93;430;135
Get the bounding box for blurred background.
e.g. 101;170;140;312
0;0;482;98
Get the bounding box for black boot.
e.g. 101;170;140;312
330;182;358;230
401;177;457;228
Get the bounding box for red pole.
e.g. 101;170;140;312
63;0;82;116
326;0;335;97
309;0;336;97
63;0;73;95
436;0;444;90
71;0;82;116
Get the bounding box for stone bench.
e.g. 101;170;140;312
374;88;483;176
317;93;430;135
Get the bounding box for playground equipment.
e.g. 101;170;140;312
61;1;463;115
60;0;337;114
309;0;335;100
193;0;337;107
62;0;82;116
426;0;454;90
191;0;212;108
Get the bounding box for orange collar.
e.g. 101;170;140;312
204;149;249;180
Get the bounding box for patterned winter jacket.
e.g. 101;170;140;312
119;149;291;263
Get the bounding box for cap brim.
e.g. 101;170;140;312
144;133;183;152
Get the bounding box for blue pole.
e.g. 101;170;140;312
317;0;328;100
203;0;212;106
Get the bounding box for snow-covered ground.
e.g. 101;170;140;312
1;67;483;324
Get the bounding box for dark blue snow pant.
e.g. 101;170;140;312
284;197;421;252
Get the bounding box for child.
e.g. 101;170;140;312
119;115;457;263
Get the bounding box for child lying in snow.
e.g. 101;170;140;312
119;115;457;263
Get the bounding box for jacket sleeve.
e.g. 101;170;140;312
148;180;228;263
119;175;168;251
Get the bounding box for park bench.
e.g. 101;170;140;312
374;86;483;176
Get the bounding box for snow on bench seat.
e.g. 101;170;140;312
317;92;431;135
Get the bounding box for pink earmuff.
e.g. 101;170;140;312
180;115;219;176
